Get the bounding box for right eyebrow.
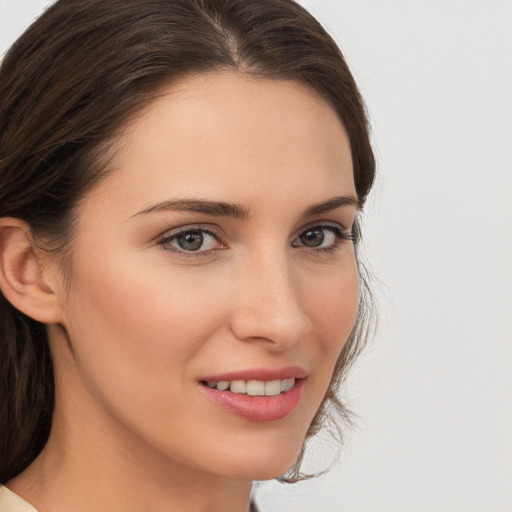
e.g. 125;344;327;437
130;199;249;220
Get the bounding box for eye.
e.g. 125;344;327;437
292;224;351;251
158;228;224;254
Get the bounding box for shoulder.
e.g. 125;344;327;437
0;486;39;512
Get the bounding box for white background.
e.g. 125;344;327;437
1;1;511;511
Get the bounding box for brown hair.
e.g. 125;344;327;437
0;0;375;484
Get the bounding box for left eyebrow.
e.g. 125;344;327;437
300;195;359;218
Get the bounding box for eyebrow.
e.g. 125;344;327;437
132;199;249;219
301;195;359;218
131;195;358;220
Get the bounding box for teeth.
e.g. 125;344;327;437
264;380;282;396
284;378;294;392
206;378;296;396
246;381;265;396
230;380;247;394
217;381;229;391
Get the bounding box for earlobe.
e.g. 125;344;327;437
0;217;63;324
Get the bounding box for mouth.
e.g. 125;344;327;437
198;367;307;422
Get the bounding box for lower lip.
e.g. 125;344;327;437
199;379;305;422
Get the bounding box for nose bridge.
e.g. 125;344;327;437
229;247;310;347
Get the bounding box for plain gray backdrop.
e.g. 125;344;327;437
1;1;511;511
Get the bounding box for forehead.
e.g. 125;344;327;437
88;72;355;217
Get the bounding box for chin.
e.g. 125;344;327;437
223;460;297;482
213;439;304;481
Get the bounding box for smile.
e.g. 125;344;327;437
198;368;307;422
203;378;295;396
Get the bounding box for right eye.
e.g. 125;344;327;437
158;228;225;254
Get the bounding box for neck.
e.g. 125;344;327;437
9;415;253;512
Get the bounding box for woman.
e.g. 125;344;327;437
0;0;375;510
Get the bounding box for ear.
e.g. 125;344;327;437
0;217;63;324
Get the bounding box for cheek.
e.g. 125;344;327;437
300;255;360;399
62;251;223;419
67;260;212;362
306;258;359;352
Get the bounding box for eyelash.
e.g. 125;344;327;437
297;224;355;253
157;226;224;258
157;224;354;258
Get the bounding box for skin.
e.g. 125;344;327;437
6;72;359;512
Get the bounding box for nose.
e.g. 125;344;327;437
228;252;312;350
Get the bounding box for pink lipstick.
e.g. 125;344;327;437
198;366;307;422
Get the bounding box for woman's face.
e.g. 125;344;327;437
50;72;359;481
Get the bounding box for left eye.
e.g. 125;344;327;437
160;229;222;252
292;225;344;249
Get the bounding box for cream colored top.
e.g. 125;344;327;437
0;486;38;512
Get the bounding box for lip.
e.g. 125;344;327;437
200;366;308;382
198;378;306;422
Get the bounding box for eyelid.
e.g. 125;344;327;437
291;221;354;250
158;224;223;239
157;224;227;255
292;220;349;239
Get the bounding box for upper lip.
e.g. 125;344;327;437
200;366;308;382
